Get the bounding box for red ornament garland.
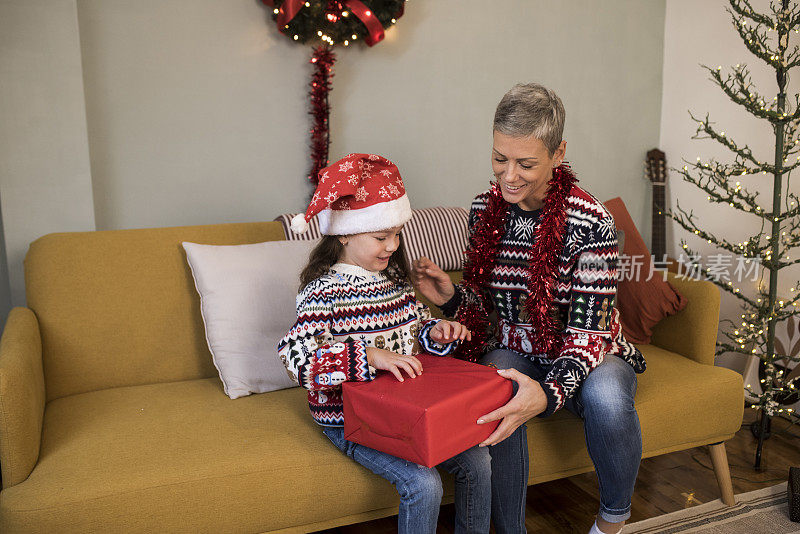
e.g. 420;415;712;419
308;46;336;184
455;164;578;362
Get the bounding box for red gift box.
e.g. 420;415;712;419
342;353;513;468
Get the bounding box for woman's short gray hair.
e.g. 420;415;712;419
493;83;565;155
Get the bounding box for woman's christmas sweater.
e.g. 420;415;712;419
441;185;646;417
278;262;456;427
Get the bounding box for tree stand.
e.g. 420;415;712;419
750;411;772;470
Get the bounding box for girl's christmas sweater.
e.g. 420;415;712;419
441;186;646;417
277;262;456;427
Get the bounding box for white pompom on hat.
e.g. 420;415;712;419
290;212;311;234
293;153;412;235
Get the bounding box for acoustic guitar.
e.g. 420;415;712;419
645;148;679;274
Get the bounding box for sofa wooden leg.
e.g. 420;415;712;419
708;442;736;506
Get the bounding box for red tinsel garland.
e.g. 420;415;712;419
454;181;508;362
454;165;578;361
308;46;336;184
524;164;577;357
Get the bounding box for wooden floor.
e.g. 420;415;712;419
315;408;799;533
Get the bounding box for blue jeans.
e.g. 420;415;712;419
480;349;642;533
322;426;492;534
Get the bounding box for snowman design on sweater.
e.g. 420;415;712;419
277;262;458;427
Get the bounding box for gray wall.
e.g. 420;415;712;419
0;0;96;311
0;202;11;328
0;0;666;309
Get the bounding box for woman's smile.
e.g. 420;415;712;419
502;182;525;192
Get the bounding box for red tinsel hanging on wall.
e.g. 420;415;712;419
261;1;405;189
308;46;336;185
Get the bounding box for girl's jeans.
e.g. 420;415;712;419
322;426;492;534
480;349;642;534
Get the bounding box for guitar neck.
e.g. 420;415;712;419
651;181;666;260
646;148;668;261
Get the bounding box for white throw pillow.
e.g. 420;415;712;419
182;239;318;399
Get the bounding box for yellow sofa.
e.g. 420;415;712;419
0;221;744;533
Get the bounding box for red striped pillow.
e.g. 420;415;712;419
276;207;469;272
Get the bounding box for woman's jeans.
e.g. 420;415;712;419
322;426;492;534
480;349;642;533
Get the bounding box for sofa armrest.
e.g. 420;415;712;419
0;307;45;489
649;273;720;366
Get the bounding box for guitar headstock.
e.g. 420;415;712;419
646;148;667;185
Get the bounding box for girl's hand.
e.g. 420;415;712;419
411;257;455;306
366;347;423;382
430;320;472;344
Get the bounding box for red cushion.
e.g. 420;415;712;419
604;197;687;344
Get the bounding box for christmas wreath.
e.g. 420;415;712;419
264;0;405;47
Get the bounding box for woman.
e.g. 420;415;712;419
412;83;645;534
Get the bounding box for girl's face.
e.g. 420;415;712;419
491;131;566;211
338;226;403;272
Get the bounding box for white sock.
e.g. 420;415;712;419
589;521;623;534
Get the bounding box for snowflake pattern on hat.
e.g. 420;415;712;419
290;153;411;235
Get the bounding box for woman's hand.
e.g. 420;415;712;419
366;347;423;382
477;369;548;446
411;257;455;306
429;320;472;344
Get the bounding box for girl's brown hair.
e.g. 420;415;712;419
299;234;412;291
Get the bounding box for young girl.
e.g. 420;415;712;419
278;153;492;534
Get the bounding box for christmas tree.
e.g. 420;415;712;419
669;0;800;469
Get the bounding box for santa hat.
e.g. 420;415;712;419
291;153;412;235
